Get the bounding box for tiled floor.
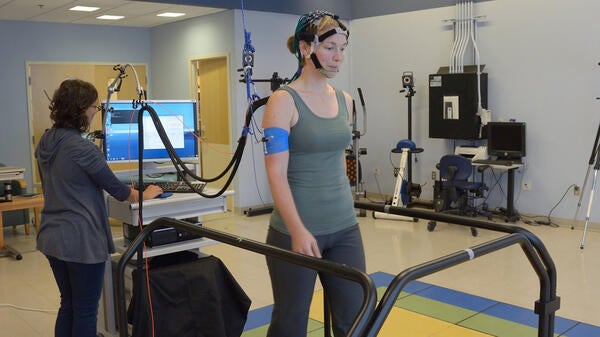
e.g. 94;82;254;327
2;209;600;336
242;272;600;337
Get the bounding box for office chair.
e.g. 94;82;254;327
428;154;490;236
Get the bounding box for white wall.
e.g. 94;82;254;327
150;10;236;99
350;0;600;221
0;20;150;187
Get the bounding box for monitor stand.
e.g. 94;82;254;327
112;162;199;182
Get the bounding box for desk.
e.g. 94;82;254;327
0;195;43;260
473;162;523;222
99;188;232;337
106;189;233;226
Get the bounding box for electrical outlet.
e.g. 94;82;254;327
521;181;532;191
574;185;581;196
374;168;381;176
432;170;437;180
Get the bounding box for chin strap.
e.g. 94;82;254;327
310;53;338;78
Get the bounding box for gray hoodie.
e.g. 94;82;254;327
35;127;130;263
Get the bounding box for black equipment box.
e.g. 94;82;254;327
429;68;488;140
123;218;202;247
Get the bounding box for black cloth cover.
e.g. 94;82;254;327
127;254;251;337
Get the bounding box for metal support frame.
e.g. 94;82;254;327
364;233;551;337
356;201;559;337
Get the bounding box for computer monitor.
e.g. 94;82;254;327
486;121;526;160
102;100;198;163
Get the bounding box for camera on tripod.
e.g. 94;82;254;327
402;71;414;89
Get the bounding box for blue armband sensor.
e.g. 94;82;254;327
263;127;289;155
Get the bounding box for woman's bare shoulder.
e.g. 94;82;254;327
263;88;296;127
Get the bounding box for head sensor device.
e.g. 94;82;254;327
291;10;349;80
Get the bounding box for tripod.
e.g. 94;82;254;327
573;121;600;249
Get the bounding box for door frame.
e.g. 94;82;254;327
188;53;233;209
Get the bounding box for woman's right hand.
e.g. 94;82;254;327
290;226;322;258
126;185;163;202
142;184;163;200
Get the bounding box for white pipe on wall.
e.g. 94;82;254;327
451;1;459;73
457;0;469;73
449;3;460;73
469;0;482;110
456;0;466;73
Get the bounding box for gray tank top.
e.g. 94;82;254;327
269;86;357;235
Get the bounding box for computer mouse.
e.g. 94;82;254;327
156;192;173;199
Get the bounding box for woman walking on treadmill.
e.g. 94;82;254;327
262;11;366;337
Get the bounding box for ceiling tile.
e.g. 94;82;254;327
0;0;226;27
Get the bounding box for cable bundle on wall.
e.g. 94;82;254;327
447;0;489;133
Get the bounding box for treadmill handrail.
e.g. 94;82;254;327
115;217;377;337
365;233;555;337
355;201;559;337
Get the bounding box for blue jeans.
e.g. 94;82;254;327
46;256;105;337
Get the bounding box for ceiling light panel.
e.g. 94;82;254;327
69;6;100;12
1;0;227;27
97;15;124;20
157;12;186;18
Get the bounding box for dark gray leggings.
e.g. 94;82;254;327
266;225;366;337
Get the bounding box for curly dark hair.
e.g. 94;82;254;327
49;79;98;132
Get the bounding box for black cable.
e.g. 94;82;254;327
249;136;268;207
481;169;506;211
388;151;398;170
136;96;269;199
249;113;263;143
535;184;575;227
372;172;388;203
159;109;243;195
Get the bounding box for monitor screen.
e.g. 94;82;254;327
487;121;526;160
102;100;198;163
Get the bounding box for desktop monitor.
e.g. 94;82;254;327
486;121;526;160
102;100;199;163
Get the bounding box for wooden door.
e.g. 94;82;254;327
194;56;231;188
27;63;147;185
